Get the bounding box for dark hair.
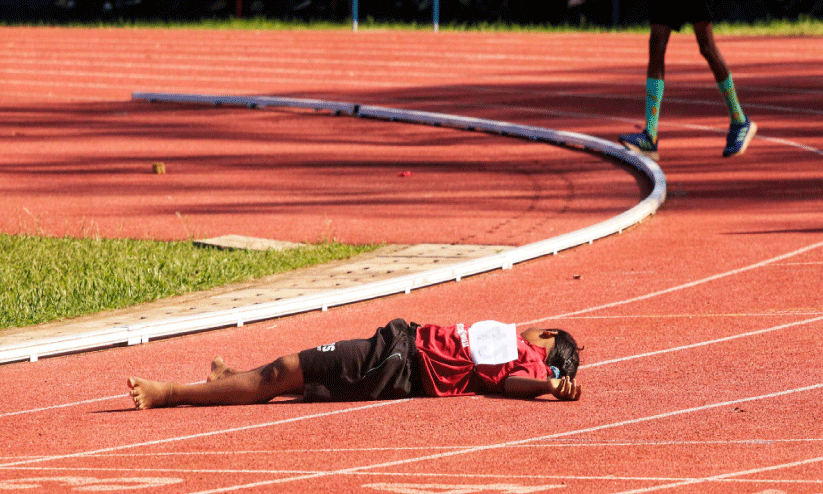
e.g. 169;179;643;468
546;329;583;379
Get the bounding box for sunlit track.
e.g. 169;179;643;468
518;239;823;326
1;238;821;434
579;315;823;370
2;27;822;494
0;48;595;69
6;31;822;60
3;466;823;486
0;401;408;469
177;385;823;493
611;455;823;494
6;53;823;98
477;102;823;155
5;435;823;459
0;68;407;87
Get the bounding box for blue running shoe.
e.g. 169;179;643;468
723;117;757;157
619;129;659;160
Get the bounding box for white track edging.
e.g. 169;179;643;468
0;93;666;364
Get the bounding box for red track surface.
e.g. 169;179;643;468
1;27;822;494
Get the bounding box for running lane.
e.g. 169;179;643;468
1;27;822;494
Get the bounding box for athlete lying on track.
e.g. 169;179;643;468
127;318;582;409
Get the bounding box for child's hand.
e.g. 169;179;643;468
549;376;582;401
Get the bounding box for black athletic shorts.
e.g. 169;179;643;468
298;318;423;402
650;0;713;31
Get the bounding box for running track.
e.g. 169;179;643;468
1;27;822;494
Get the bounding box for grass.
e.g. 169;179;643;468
0;234;377;330
6;13;823;35
711;15;823;35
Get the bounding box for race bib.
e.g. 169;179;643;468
468;320;518;365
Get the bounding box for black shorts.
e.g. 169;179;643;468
650;0;713;31
298;319;423;402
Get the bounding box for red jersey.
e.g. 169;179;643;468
415;322;549;397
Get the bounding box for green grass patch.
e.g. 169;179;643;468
711;15;823;36
16;14;823;36
0;234;377;330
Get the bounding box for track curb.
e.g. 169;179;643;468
0;93;666;365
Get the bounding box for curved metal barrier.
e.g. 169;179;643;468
0;92;666;364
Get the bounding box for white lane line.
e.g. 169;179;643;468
517;239;823;326
3;99;819;423
0;400;406;469
5;49;822;95
0;53;551;78
0;43;640;65
581;315;823;370
0;378;208;419
682;122;823;156
0;68;402;88
0;61;469;82
11;52;821;100
5;66;823;121
489;103;823;154
184;384;823;494
559;312;823;319
4;35;819;62
4;240;821;420
3;466;823;486
480;87;823;118
563;91;823;117
2;436;821;463
3;436;823;462
0;394;127;419
613;455;823;494
0;90;116;102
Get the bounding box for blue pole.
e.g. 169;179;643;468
353;0;359;31
433;0;439;32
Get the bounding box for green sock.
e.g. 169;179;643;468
645;78;664;143
718;75;746;124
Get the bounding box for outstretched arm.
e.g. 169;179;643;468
502;376;582;401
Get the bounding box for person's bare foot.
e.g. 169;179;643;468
207;356;238;382
128;376;172;410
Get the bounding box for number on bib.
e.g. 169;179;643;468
468;321;518;365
